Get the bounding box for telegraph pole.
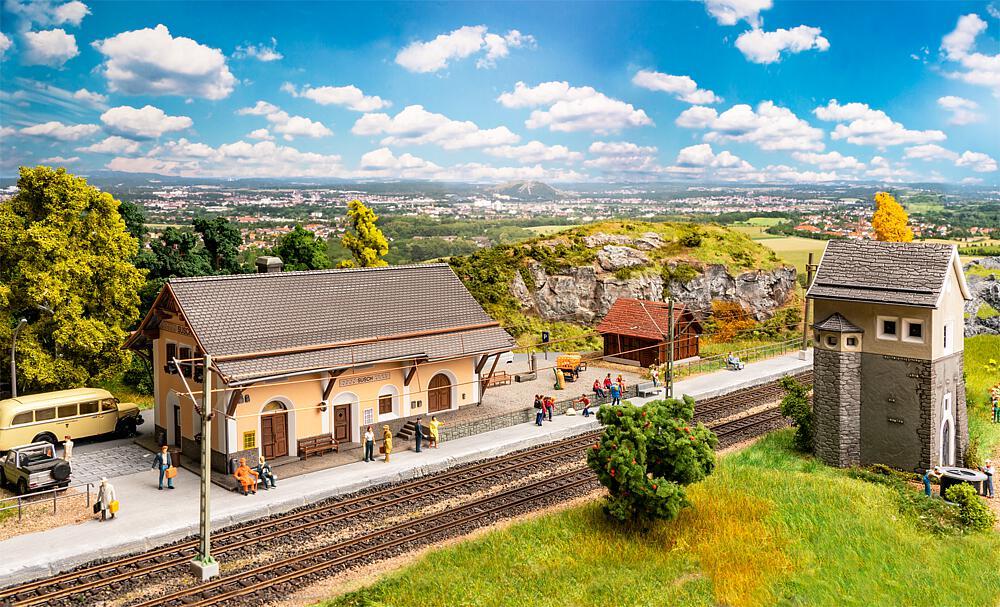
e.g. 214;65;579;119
800;253;817;357
666;300;674;399
190;353;219;581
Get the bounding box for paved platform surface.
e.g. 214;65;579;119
0;351;812;586
69;443;154;484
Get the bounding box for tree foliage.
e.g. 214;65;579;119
586;396;717;524
340;199;388;268
193;216;244;274
0;166;145;391
944;483;996;532
272;224;329;271
779;376;813;452
872;191;914;242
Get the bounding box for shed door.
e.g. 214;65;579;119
428;374;452;413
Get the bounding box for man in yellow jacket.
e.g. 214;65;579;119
382;425;393;462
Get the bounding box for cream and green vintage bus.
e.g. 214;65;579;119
0;388;144;452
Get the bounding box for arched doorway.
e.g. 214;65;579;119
428;374;452;413
261;401;289;459
941;419;952;466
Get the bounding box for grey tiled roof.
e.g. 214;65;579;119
164;264;515;382
813;312;864;333
806;240;954;307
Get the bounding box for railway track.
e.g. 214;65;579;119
694;371;811;424
0;372;804;607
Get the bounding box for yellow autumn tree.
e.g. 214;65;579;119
871;191;913;242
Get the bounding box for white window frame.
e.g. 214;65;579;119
901;318;925;344
376;384;400;421
942;321;953;354
876;315;899;341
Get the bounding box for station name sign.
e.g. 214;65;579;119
340;371;391;387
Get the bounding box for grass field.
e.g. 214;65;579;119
754;236;828;274
965;335;1000;459
322;430;1000;607
730;225;781;240
527;225;580;236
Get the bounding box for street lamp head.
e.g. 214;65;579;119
17;318;27;326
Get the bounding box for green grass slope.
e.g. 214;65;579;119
320;430;1000;607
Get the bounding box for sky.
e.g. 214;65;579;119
1;0;999;184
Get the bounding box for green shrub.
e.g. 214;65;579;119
661;262;700;285
122;355;154;395
944;483;996;532
779;376;813;453
965;435;984;469
679;226;703;248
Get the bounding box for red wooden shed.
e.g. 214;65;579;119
595;298;701;367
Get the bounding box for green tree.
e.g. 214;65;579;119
340;199;388;268
779;376;813;452
273;225;329;271
0;166;146;391
586;396;717;524
193;216;244;274
145;227;213;279
118;199;148;242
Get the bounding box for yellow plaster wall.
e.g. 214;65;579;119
812;299;933;360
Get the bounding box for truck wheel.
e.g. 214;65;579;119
17;479;28;495
117;419;137;438
32;433;58;447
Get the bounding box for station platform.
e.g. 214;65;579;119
0;350;812;586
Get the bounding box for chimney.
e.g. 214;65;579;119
255;256;284;273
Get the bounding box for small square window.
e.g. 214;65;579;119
243;431;256;450
378;395;393;415
877;316;900;341
882;320;897;335
846;337;858;347
908;323;922;338
902;319;925;344
826;335;837;347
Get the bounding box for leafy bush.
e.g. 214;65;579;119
661;262;700;285
122;355;154;395
702;301;757;342
679;226;704;248
779;376;813;453
586;396;717;524
965;435;984;469
944;483;996;532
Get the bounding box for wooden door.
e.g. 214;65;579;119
173;405;182;447
262;412;288;459
428;374;452;413
333;404;351;443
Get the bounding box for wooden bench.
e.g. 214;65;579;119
486;371;512;387
298;434;338;459
636;382;660;397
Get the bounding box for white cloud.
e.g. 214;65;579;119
735;25;830;64
284;82;390;112
72;88;107;106
756;164;842;183
677;101;825;151
791;151;864;170
0;126;17;138
355;147;586;182
233;37;282;62
866;155;915;182
358;147;443;178
247;128;273;140
904;144;958;161
237;100;332;141
956;150;998;172
674;143;750;169
40;155;79;163
20;120;99;140
937;95;984;125
352;104;519;149
701;0;772;27
584;141;662;174
395;25;534;73
100;105;193;138
4;1;90;28
498;81;652;134
77;135;142;154
631;70;720;104
92;24;236;100
484;141;582;164
106;157;180;174
22;29;78;66
0;33;12;58
814;100;947;147
940;14;1000;96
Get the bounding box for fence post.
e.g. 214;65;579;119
53;489;57;515
18;497;22;522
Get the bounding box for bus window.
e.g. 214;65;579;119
101;399;117;412
58;404;78;418
35;408;56;422
12;412;33;425
79;401;99;415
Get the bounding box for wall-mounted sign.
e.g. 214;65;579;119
887;417;904;425
340;371;391;387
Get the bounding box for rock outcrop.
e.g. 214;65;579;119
509;234;798;323
964;257;1000;337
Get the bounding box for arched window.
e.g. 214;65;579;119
377;385;400;418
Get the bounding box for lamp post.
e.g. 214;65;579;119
10;318;27;398
190;352;219;581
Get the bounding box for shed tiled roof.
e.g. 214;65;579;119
145;264;514;382
595;298;700;340
813;312;864;333
806;240;955;307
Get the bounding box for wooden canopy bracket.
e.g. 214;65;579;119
322;370;344;402
480;353;501;395
474;354;492;374
404;364;418;387
226;388;245;416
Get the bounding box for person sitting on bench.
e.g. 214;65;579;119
255;455;277;490
726;352;745;371
233;457;259;495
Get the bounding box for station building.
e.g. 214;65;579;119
125;261;515;472
807;240;971;472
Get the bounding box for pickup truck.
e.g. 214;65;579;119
0;442;72;495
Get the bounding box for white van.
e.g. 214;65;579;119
0;388;143;451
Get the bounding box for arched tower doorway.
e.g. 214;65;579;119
428;373;453;413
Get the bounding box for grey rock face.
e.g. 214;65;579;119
963;257;1000;337
596;245;650;272
582;234;633;248
667;265;798;318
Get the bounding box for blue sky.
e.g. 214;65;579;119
1;0;998;184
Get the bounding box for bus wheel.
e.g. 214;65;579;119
32;433;58;447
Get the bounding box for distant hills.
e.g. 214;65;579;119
485;180;567;200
